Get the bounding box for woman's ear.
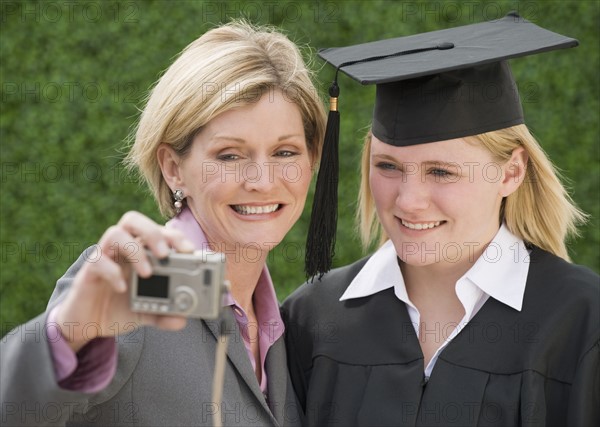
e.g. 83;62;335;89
157;144;184;191
499;146;529;197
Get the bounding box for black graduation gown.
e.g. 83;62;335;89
281;247;600;426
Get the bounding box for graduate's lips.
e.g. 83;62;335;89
400;218;445;230
230;203;282;216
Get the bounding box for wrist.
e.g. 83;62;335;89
52;304;94;353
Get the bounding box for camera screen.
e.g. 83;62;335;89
137;275;169;298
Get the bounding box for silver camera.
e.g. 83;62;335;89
130;250;226;319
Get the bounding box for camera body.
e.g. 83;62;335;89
130;250;226;319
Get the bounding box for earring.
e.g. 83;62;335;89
173;189;184;214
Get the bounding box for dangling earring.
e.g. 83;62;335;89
173;189;185;214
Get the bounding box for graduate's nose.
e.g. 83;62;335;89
395;173;430;212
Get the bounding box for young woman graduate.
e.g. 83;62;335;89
283;13;599;426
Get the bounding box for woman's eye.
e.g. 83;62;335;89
375;162;397;171
430;168;451;177
274;150;297;158
217;153;240;161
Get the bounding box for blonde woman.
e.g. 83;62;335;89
1;21;325;426
283;14;599;426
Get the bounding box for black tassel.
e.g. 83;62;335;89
305;82;340;279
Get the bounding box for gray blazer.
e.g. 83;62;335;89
1;252;302;426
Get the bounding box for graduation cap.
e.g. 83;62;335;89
305;12;578;279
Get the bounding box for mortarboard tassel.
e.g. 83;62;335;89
305;80;340;279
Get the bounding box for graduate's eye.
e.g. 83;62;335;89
426;166;461;183
375;162;398;171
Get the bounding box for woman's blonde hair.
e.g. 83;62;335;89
358;124;588;261
125;20;326;217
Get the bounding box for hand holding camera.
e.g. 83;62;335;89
52;211;200;352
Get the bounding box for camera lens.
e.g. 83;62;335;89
174;288;196;312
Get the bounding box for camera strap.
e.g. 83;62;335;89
211;288;234;427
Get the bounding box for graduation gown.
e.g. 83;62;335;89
281;247;600;426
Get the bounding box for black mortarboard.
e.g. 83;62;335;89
305;12;578;278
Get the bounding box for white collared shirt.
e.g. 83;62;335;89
340;224;530;377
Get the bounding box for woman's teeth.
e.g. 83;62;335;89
233;204;279;215
401;219;441;230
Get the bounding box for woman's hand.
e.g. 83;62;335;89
54;211;195;352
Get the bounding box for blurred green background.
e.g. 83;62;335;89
1;0;598;330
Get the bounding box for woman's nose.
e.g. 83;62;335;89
394;174;430;212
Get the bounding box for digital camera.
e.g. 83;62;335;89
130;250;226;319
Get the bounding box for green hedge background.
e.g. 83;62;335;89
1;0;598;331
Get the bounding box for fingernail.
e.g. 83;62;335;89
156;241;170;258
141;260;153;276
181;239;195;251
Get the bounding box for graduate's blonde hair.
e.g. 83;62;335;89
126;20;326;217
358;124;587;261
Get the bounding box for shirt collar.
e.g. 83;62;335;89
339;239;412;305
166;207;210;251
339;224;529;312
463;224;529;311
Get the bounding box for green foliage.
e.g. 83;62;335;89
1;0;598;328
